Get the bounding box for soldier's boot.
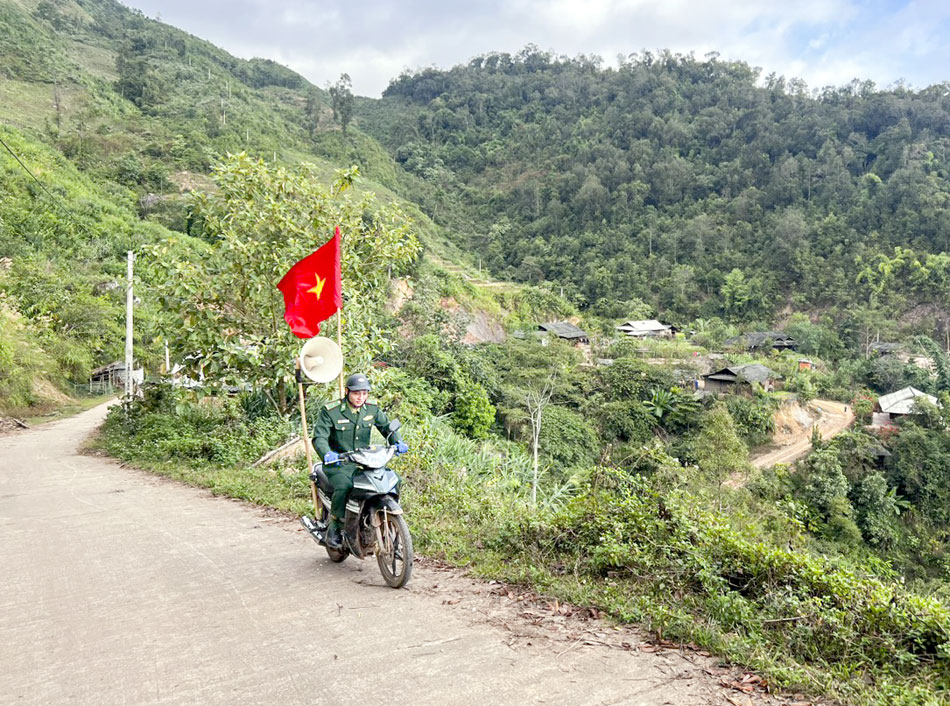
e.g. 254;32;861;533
326;522;343;550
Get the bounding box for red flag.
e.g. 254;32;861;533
277;227;342;338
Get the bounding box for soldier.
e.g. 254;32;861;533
311;373;408;550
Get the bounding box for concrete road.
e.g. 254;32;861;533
0;403;776;706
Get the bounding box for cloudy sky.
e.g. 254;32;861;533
120;0;950;97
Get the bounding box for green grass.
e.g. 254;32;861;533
20;392;114;426
0;80;67;129
66;40;117;81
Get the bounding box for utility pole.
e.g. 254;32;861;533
125;251;134;401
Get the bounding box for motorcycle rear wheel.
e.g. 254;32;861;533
376;514;413;588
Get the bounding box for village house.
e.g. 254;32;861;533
701;363;778;394
537;322;590;346
874;387;939;424
615;319;678;339
89;361;144;394
868;343;935;372
724;331;798;352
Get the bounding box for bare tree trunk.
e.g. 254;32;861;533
524;372;557;508
531;413;541;507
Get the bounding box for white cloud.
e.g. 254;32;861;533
120;0;949;96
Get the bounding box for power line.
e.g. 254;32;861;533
0;130;95;241
0;133;59;203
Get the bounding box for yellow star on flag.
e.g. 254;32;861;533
307;275;326;299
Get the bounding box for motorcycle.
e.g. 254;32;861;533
300;420;413;588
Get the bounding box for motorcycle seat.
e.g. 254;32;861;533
309;463;334;494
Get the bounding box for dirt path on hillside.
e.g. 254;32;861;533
750;399;854;469
0;404;818;706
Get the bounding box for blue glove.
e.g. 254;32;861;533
323;451;340;465
395;442;409;455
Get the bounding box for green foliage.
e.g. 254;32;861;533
0;123;176;409
724;393;776;446
149;154;419;415
0;302;45;410
364;50;950;335
600;357;675;399
398;334;498;439
328;73;354;134
545;472;950;693
595;399;656;446
799;446;862;542
451;379;494;439
537;404;597;468
852;472;901;548
784;314;846;361
102;386;294;467
691;403;748;484
888;422;950;528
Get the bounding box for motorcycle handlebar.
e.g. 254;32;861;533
323;444;399;466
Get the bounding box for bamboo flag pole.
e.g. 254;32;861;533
296;359;321;517
337;313;344;398
337;225;345;399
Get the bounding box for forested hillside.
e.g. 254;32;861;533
0;0;460;411
6;5;950;703
361;49;950;335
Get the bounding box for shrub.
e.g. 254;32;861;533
725;394;776;445
537;404;598;469
451;380;495;439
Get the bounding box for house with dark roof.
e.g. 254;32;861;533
538;322;589;345
702;363;779;394
724;331;797;352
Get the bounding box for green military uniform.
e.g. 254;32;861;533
311;398;403;527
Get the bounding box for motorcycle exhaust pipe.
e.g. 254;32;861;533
300;515;327;546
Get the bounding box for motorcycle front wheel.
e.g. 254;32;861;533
376;513;413;588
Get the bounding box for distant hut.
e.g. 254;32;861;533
616;319;677;339
875;387;939;422
89;361;144;393
702;363;778;394
724;331;797;352
538;322;590;346
867;343;934;371
869;342;902;356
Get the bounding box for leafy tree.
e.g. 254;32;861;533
888;423;950;526
451;379;494;439
150;154;419;415
851;472;900;548
692;403;748;487
538;404;598;469
329;73;354;135
799;446;861;542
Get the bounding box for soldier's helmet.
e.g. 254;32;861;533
345;373;371;392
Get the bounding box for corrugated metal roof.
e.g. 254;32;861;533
736;363;776;383
702;363;777;384
725;331;796;348
90;361;125;376
877;387;938;415
617;319;670;333
538;322;588;339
